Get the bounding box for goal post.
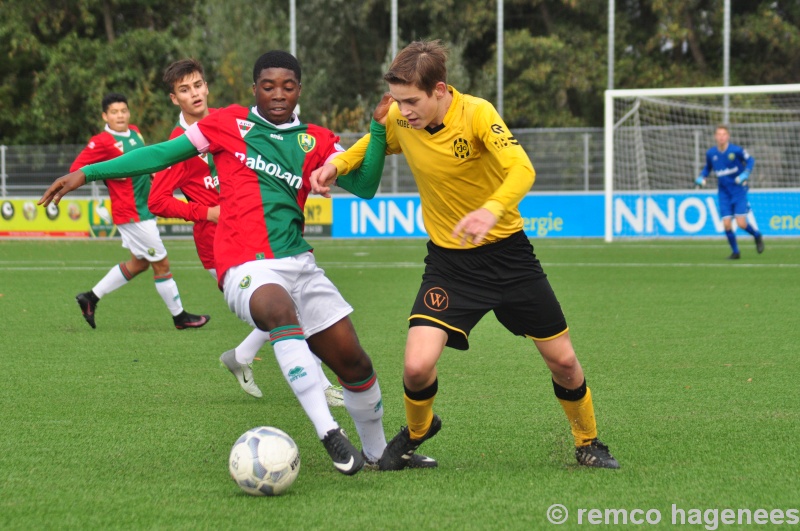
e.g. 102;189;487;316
604;84;800;242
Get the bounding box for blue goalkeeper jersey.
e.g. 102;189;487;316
700;143;755;194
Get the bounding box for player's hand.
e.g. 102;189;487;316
694;176;706;189
735;171;750;185
309;163;338;198
206;205;220;223
373;92;394;126
38;170;87;207
452;208;498;246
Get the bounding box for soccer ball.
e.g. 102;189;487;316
228;426;300;496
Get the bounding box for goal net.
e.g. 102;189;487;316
604;84;800;241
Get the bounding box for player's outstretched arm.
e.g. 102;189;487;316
39;170;87;207
332;120;386;199
41;136;199;208
309;164;338;198
310;93;393;198
310;124;384;199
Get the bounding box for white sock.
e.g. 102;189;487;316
235;329;271;364
92;264;131;298
273;337;338;439
343;378;386;462
154;274;183;316
314;355;334;389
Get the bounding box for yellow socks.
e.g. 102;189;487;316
554;379;598;447
404;379;438;440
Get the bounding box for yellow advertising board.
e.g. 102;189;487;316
0;196;333;238
303;197;332;236
0;198;90;237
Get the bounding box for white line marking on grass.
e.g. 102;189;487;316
327;261;800;269
538;242;800;250
322;261;800;269
1;260;797;271
0;260;203;265
322;262;422;268
0;261;206;271
542;262;800;268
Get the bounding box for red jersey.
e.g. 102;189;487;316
71;125;154;225
184;104;343;288
150;110;220;270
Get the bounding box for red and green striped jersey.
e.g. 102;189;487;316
184;105;344;287
70;125;154;225
150;109;220;269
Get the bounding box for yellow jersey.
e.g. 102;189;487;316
333;86;535;249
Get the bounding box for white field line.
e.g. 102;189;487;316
3;261;797;271
319;261;799;269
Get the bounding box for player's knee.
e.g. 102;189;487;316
553;354;578;372
549;354;582;382
128;260;149;275
250;286;295;330
151;257;169;273
403;359;435;386
337;350;374;382
317;344;373;382
540;342;579;374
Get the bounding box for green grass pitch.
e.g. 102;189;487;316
1;237;798;529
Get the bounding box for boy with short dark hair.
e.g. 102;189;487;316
151;58;344;404
41;51;435;475
71;92;209;330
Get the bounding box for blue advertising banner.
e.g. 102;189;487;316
332;195;425;238
331;193;605;238
519;193;604;237
332;190;799;239
613;190;800;237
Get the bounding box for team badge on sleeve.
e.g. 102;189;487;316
490;123;520;150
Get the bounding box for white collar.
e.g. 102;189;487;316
251;106;300;129
179;112;191;130
105;124;131;137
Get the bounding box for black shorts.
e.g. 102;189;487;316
409;231;568;350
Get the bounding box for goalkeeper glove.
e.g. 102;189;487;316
735;171;750;185
695;176;706;188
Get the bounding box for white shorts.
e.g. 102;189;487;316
223;252;353;336
117;219;168;262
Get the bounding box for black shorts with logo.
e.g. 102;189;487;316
409;230;568;350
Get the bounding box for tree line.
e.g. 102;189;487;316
2;0;799;145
